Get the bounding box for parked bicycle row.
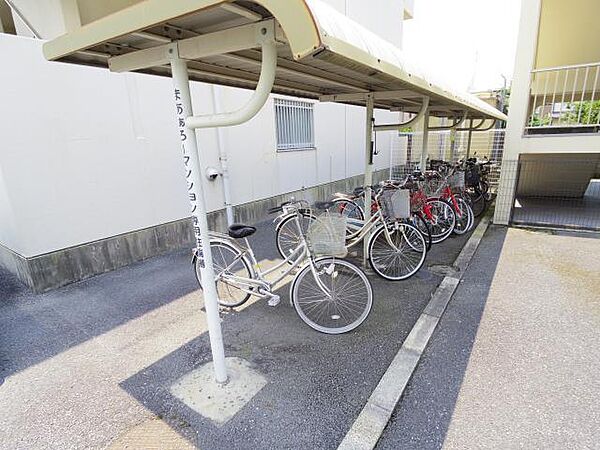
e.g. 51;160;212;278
194;159;494;336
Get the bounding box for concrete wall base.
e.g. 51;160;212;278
0;170;388;293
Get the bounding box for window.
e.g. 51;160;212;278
274;98;315;151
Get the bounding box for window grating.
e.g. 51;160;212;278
274;98;315;151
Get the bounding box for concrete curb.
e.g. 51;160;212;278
337;217;491;450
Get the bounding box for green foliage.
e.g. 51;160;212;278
529;114;552;127
562;100;600;125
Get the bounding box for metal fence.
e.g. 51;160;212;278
389;129;505;187
499;157;600;231
527;62;600;132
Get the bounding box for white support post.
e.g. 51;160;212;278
210;86;234;226
363;95;375;267
419;107;430;170
170;57;228;384
466;119;474;159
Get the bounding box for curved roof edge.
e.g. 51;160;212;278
43;0;507;122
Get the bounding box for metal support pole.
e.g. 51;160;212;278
466;119;474;160
171;57;228;384
363;95;375;267
419;107;430;170
210;86;234;226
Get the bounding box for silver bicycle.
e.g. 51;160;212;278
275;190;427;281
194;201;373;334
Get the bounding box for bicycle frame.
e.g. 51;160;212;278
215;209;333;301
345;208;408;254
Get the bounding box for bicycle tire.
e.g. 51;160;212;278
332;198;365;236
195;240;253;308
275;212;316;261
291;257;373;334
367;223;427;280
468;190;486;217
412;213;433;251
451;197;473;235
424;199;456;244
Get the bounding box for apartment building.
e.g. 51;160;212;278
494;0;600;230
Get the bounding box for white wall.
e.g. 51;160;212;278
0;1;404;257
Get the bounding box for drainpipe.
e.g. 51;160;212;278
210;86;234;226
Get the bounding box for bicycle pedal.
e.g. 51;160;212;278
267;295;281;307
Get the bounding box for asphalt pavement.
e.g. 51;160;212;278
0;219;471;449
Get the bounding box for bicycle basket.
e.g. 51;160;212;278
447;171;465;190
423;177;444;197
380;188;411;220
306;212;348;257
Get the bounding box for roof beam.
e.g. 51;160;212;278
219;3;263;21
108;19;275;73
319;90;422;103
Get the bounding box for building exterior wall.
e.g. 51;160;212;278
494;0;600;225
0;0;407;288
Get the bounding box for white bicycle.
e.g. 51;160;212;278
194;201;373;334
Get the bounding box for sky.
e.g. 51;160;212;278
403;0;522;92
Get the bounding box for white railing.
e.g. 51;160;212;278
527;62;600;130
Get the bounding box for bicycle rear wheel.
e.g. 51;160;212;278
291;257;373;334
195;241;253;308
368;223;427;280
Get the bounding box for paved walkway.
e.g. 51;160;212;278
378;226;600;449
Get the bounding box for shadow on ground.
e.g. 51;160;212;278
1;218;473;449
376;224;508;450
117;223;472;449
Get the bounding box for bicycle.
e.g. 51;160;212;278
422;168;474;235
194;200;373;334
275;190;428;281
330;185;433;251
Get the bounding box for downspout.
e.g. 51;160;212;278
210;86;234;226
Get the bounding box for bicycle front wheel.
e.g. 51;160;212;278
275;212;315;261
424;199;456;244
411;213;432;251
451;197;474;235
332;198;364;236
368;223;427;280
291;258;373;334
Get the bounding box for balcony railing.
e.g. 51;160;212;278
526;62;600;133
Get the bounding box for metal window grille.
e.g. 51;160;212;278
274;98;315;151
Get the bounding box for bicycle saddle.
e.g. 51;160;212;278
314;201;335;210
228;223;256;239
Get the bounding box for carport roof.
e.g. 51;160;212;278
43;0;507;121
